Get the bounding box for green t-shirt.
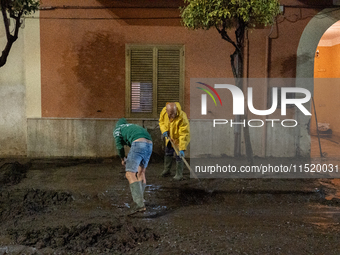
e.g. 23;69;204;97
113;118;152;159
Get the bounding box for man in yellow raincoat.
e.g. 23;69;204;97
159;102;190;180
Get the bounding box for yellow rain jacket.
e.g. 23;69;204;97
159;102;190;151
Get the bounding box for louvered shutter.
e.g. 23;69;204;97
130;50;153;113
157;49;181;114
127;45;183;117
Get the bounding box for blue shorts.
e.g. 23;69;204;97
126;141;153;173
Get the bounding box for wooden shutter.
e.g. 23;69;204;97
157;49;181;114
130;50;153;113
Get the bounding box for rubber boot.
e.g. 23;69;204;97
161;155;173;177
173;160;184;181
142;181;147;203
128;181;145;215
142;182;146;193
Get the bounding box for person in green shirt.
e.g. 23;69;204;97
113;118;153;215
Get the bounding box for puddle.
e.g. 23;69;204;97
147;184;162;191
152;205;167;210
0;245;38;255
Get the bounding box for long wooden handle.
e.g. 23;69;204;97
168;138;199;180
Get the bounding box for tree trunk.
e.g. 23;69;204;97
217;20;254;164
0;0;21;68
234;53;242;157
235;25;254;165
0;38;15;67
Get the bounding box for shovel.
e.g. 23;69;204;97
167;137;218;194
168;137;199;180
168;138;215;193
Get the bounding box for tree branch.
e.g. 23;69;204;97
14;11;23;39
235;19;246;47
216;21;240;52
230;51;237;78
0;0;22;67
216;21;243;79
1;0;11;39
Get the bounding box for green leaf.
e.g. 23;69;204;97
181;0;281;30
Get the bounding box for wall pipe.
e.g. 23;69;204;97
262;25;274;157
243;30;249;156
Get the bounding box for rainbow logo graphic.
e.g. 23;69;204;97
196;82;222;106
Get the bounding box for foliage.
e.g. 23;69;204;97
0;0;40;67
181;0;281;162
181;0;281;31
1;0;39;16
181;0;281;79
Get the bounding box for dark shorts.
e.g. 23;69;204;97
126;141;153;173
165;141;182;162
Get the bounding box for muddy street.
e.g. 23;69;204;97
1;157;340;254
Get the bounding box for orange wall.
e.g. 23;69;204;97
314;45;340;78
311;45;340;137
40;0;320;119
40;1;231;118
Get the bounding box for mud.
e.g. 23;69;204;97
8;221;159;254
0;189;74;221
0;157;340;254
0;162;30;186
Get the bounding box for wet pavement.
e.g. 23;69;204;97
1;156;340;254
311;134;340;158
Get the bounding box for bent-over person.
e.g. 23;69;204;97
113;118;153;215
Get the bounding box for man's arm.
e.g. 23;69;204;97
113;129;125;159
178;112;190;151
159;107;168;135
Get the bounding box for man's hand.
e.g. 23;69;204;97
162;131;168;138
179;150;185;157
121;157;127;166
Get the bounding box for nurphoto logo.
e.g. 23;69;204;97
196;81;311;128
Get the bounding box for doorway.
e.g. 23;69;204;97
296;8;340;157
311;21;340;158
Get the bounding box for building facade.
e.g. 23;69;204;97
1;0;339;158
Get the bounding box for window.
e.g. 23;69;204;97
131;82;153;113
125;45;184;118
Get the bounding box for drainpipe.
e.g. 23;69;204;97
263;26;274;157
243;31;249;156
244;31;249;79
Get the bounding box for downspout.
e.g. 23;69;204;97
244;31;249;88
243;30;249;156
262;25;274;157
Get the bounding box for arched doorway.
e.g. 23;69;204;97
296;8;340;157
311;21;340;157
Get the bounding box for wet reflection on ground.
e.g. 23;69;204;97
1;156;340;254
